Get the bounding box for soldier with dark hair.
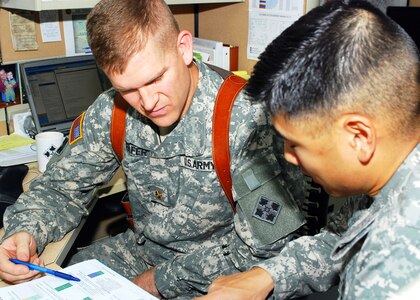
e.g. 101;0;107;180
198;1;420;299
0;0;308;298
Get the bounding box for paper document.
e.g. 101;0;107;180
0;259;158;300
0;133;35;151
40;10;62;43
0;144;37;166
247;0;305;60
0;134;37;166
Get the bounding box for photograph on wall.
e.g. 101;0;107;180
0;63;21;108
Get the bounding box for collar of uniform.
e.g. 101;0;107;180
128;60;224;158
330;143;420;260
376;143;420;207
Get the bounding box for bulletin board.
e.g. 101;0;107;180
0;6;195;65
0;8;66;64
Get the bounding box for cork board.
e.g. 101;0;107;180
0;8;66;63
0;6;195;65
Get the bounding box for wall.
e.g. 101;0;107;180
0;8;66;63
198;1;253;72
0;5;197;134
1;1;420;133
172;5;196;35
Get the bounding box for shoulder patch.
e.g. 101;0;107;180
253;196;282;224
69;112;85;145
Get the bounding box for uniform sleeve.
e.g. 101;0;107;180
256;232;342;299
255;196;364;299
2;92;121;253
228;96;307;267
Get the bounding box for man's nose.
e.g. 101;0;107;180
138;86;158;111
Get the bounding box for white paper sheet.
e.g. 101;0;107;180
0;144;37;166
247;0;305;60
40;11;62;43
0;259;158;300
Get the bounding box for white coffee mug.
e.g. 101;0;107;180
35;132;65;173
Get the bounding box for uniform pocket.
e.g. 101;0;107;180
233;155;305;247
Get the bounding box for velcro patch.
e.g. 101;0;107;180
69;112;85;145
252;196;282;224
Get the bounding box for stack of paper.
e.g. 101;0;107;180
0;259;158;300
0;133;37;166
193;37;224;69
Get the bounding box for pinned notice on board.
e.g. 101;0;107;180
9;10;38;51
40;10;62;43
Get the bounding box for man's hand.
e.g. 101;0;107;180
0;231;43;284
132;267;162;299
194;267;275;300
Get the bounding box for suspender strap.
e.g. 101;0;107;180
111;92;129;161
212;74;247;212
111;74;247;213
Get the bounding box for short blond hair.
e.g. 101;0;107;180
87;0;180;74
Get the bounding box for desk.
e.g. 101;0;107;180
0;165;126;287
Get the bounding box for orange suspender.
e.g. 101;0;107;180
211;75;247;212
110;74;247;212
110;92;129;161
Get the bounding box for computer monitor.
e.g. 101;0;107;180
387;6;420;51
20;55;111;135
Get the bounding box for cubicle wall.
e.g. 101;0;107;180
0;4;196;134
1;0;420;134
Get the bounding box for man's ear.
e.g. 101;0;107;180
177;30;194;65
340;114;376;165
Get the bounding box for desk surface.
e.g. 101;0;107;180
0;166;126;287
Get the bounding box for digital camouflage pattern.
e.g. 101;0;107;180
257;144;420;299
2;60;307;298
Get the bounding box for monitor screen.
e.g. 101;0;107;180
20;55;111;135
387;6;420;50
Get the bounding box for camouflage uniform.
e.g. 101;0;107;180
257;144;420;299
2;60;306;299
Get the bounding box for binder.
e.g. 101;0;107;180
222;44;239;71
193;37;224;69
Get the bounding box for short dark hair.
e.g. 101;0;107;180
87;0;180;74
247;0;420;136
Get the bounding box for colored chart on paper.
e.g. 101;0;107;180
22;296;42;300
0;259;158;300
259;0;278;9
88;270;104;278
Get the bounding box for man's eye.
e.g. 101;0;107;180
153;75;163;83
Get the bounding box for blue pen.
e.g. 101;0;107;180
9;258;80;282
